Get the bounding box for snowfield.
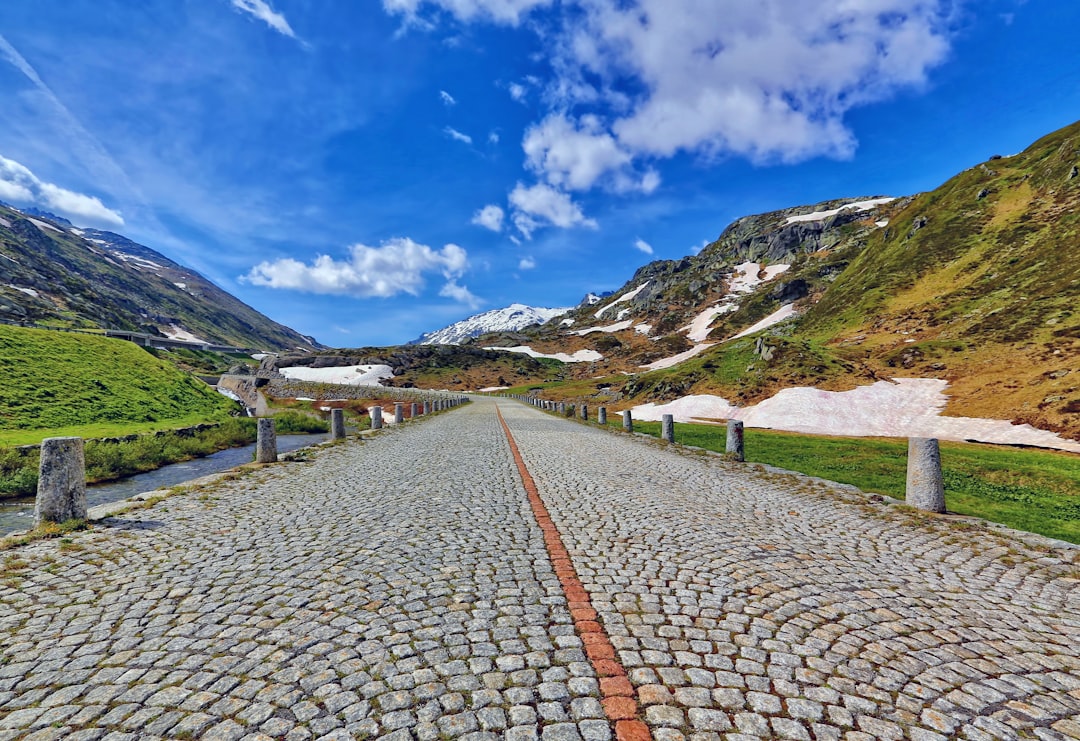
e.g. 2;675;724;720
280;364;395;386
595;282;650;319
163;325;208;344
727;304;799;341
630;378;1080;453
484;345;603;363
784;197;895;224
642;343;716;371
571;320;634;336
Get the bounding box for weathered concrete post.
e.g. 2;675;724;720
661;414;675;443
623;410;633;432
35;437;86;525
423;401;431;415
370;406;383;430
256;418;277;463
330;409;345;440
558;402;566;414
410;403;418;419
394;403;404;424
726;420;745;462
598;407;607;425
906;438;946;512
580;404;588;421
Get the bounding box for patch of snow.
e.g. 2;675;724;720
5;284;39;298
0;217;10;228
280;364;395;386
484;345;603;363
571;320;633;336
875;220;889;228
784;197;896;225
630;378;1080;454
251;353;269;360
642;343;715;371
595;281;650;319
685;304;737;343
163;325;208;344
0;252;16;263
295;397;316;401
478;386;510;392
28;218;62;233
634;323;653;336
419;303;572;345
90;239;108;245
727;304;799;341
69;228;84;236
561;318;575;327
215;388;243;402
173;282;187;290
616;308;632;321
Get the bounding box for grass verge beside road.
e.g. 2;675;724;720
609;419;1080;544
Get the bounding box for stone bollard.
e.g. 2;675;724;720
558;402;566;414
906;438;946;513
411;403;418;419
623;410;633;432
394;403;404;424
661;414;675;443
598;407;607;425
370;406;383;430
330;409;345;440
423;401;431;415
725;420;745;462
256;418;277;463
35;437;87;525
580;404;588;421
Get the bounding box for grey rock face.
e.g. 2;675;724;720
906;437;945;512
35;436;87;525
255;419;277;463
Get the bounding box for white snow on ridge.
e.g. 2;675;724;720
29;218;61;233
643;343;715;371
630;378;1080;454
5;284;39;298
686;305;737;343
478;386;510;392
784;197;895;225
280;364;395;386
727;304;799;341
420;303;572;345
0;217;11;228
634;323;653;336
595;281;650;319
571;320;633;336
682;262;791;344
173;282;187;290
163;325;208;343
484;345;603;363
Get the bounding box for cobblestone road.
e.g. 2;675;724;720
0;398;1077;740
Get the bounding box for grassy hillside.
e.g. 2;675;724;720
0;325;239;443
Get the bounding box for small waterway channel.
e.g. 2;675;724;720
0;434;326;536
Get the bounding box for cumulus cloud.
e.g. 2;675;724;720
508;182;596;238
243;237;468;298
440;90;457;105
0;155;124;226
471;204;505;232
444;127;473;145
382;0;553;26
439;279;483;308
518;256;536;270
633;238;653;255
230;0;297;38
507;82;528;102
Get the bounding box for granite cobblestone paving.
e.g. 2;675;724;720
497;401;1080;741
0;397;1078;740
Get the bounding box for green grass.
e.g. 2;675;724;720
604;418;1080;543
0;325;238;436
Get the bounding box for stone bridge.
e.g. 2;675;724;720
1;397;1078;740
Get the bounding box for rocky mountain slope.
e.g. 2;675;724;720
466;120;1080;441
0;205;319;352
412;303;571;345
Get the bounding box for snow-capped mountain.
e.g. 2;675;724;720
413;304;572;345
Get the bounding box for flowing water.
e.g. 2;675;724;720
0;434;326;535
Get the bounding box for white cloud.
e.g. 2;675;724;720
243;237;468;298
230;0;297;38
382;0;553;26
444;127;473;145
0;154;124;226
523;114;632;191
471;204;505;232
518;256;536;270
508;82;528;102
488;131;500;144
440;90;457;105
633;238;653;255
508;182;597;238
439;279;483;308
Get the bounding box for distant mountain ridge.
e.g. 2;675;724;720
412;303;572;345
0;204;319;352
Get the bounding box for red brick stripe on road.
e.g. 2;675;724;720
496;405;653;741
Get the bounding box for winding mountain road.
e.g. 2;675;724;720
1;398;1078;740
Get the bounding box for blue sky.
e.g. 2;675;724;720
1;0;1078;346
